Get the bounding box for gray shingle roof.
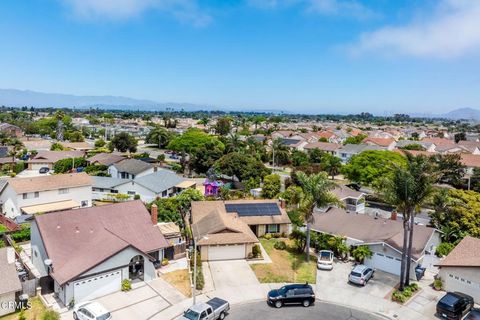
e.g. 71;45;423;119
134;169;185;193
92;176;130;189
0;248;22;295
113;158;153;175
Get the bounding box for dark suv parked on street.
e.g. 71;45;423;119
436;292;474;320
267;283;315;308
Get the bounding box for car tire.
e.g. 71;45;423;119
73;312;78;320
274;301;282;308
302;300;311;307
219;311;225;320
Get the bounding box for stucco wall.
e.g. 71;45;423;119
30;220;50;277
439;267;480;302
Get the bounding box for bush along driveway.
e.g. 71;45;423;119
250;238;317;284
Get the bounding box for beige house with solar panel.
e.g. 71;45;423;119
191;200;291;261
0;173;92;219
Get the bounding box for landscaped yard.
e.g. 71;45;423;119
161;269;192;297
0;297;48;320
250;238;316;284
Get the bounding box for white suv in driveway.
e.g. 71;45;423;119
73;301;112;320
317;250;334;270
348;265;374;286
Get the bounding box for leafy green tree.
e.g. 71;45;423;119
189;141;224;174
322;153;342;179
297;171;342;262
380;153;437;290
399;143;425;151
280;185;304;208
94;139;106;148
432;153;465;186
146;127;172;148
66;130;85;142
308;148;324;163
50;142;65;151
111;132;137;153
343;134;367;145
214;117;232;136
53;157;87;173
262;174;281;199
215;152;270;182
352;245;373;263
167;128;224;154
7;138;23;172
291;150;309;167
342;150;406;187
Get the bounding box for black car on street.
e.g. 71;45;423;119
267;284;315;308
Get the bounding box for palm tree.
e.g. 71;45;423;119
8;138;24;172
323;153;342;180
296;172;342;262
147;127;171;149
381;153;436;289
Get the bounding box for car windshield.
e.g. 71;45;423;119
96;313;111;320
184;310;200;320
320;252;331;259
351;271;362;277
278;286;288;295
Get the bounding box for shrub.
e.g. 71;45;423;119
391;283;420;304
252;244;261;258
134;194;141;200
11;225;31;242
41;310;60;320
351;245;373;263
436;242;454;257
195;270;204;290
274;240;287;250
161;258;169;266
433;278;443;290
263;233;272;240
18;309;26;320
121;279;132;291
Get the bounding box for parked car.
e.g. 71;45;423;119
267;283;315;308
73;301;112;320
39;167;50;174
317;250;334;270
466;309;480;320
436;292;474;320
181;297;230;320
348;264;374;286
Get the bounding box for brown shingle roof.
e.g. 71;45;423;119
437;236;480;267
0;248;22;295
8;172;92;194
113;158;153;175
28;150;85;164
34;200;169;285
311;209;436;260
87;153;126;166
363;137;395;147
303;142;341;151
332;185;364;200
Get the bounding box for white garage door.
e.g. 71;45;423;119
73;270;122;303
208;244;245;261
31;163;47;170
444;274;480;302
365;252;402;275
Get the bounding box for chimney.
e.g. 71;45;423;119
151;204;158;225
391;211;397;221
279;199;286;209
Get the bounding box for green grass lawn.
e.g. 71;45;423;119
251;238;316;284
0;297;48;320
0;224;8;233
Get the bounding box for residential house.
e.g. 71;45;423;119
0;247;22;316
331;185;365;213
437;236;480;302
458;141;480;155
0;123;23;138
108;158;154;179
87;153;126;166
271;130;295;140
191;200;291;261
303;142;342;155
30;201;170;305
316;131;338;143
0;157;15;172
20;138;52;152
279;138;308;151
92;169;196;202
336;144;383;163
395;140;436;152
60;141;94;151
27;150;85;170
311;208;440;278
363;137;396;151
0;173;92;218
460;154;480;176
157;221;186;260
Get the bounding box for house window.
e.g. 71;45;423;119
23;193;28;199
81;200;88;207
59;188;69;194
127;191;135;195
34;191;39;198
162;190;168;197
111;190;118;194
266;224;280;233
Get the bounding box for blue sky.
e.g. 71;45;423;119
1;0;480;114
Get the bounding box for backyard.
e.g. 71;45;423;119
0;297;48;320
250;238;317;284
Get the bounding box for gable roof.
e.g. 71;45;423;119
112;158;153;175
437;236;480;268
28;150;85;164
458;140;480;153
88;153;126;166
8;172;92;194
311;209;436;260
34;200;169;285
134;169;185;193
0;247;22;295
303;142;341;151
363;137;395;147
460;154;480;168
332;185;364;200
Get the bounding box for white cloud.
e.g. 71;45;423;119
62;0;211;26
307;0;377;20
351;0;480;58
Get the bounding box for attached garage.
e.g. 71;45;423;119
29;163;49;170
206;244;246;261
72;270;122;303
365;252;402;276
439;269;480;302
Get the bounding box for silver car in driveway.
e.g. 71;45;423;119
348;265;374;286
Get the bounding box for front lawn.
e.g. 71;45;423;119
161;269;192;297
0;297;48;320
250;238;316;284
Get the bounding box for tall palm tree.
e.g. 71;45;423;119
381;153;436;289
296;171;342;262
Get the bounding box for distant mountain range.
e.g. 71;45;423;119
0;88;217;112
440;108;480;121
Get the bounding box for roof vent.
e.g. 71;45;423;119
75;227;80;233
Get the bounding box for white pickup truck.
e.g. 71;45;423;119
180;297;230;320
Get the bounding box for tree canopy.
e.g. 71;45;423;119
215;152;270;182
167;128;224;153
111;132;137;153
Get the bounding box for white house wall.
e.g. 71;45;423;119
0;185;18;218
30;220;50;278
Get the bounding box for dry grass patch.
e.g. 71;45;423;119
161;269;192;297
0;297;47;320
251;238;316;284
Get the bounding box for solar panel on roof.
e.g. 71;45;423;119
225;203;281;217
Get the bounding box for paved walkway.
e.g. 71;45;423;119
158;258;188;275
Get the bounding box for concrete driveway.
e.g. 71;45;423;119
208;260;260;290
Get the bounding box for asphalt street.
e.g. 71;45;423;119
226;301;385;320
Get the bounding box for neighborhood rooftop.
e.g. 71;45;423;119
7;172;92;194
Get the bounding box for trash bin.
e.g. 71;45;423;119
415;266;426;281
19;294;29;310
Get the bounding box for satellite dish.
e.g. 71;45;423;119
44;259;52;267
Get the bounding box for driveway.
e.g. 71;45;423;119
208;260;260;290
